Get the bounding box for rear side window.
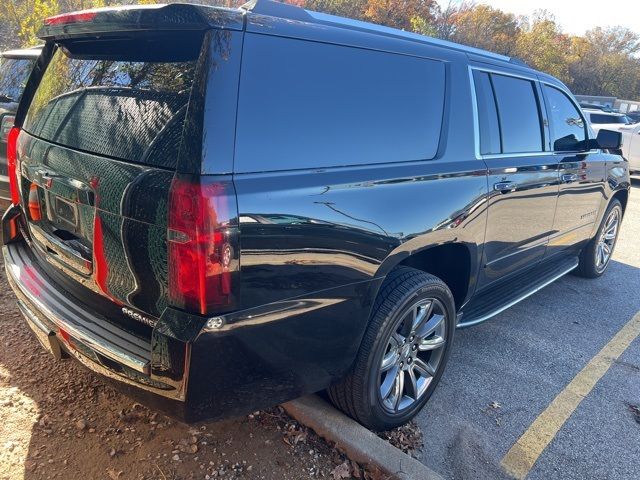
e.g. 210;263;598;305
234;35;446;172
490;74;543;153
543;85;587;152
472;71;501;155
0;57;35;104
23;48;197;169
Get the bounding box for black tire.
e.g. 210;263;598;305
327;267;456;431
575;199;622;278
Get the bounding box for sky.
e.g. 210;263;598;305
472;0;640;36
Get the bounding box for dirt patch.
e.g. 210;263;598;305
0;254;357;480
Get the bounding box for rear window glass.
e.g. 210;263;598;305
0;57;35;104
235;34;446;173
23;49;196;169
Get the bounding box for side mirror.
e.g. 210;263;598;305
592;129;622;150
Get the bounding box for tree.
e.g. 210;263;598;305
516;11;570;82
304;0;368;21
429;0;473;41
364;0;437;32
567;27;640;99
1;0;58;47
449;4;521;56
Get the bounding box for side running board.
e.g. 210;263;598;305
457;256;579;328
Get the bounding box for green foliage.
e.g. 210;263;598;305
449;4;521;56
516;11;571;82
0;0;639;100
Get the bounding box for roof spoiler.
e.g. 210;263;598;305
38;3;244;41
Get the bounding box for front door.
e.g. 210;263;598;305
471;68;559;290
541;84;608;255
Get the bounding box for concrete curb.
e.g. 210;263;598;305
282;395;444;480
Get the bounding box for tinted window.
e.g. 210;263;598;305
491;74;543;153
0;57;35;104
472;71;501;155
590;113;629;125
23;49;197;169
544;85;586;152
235;35;446;172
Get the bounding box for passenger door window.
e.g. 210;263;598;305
543;85;587;152
490;74;544;154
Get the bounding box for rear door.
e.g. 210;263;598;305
16;34;202;319
471;67;559;290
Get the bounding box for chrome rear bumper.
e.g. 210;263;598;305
4;241;150;373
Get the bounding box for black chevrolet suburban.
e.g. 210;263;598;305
0;47;41;202
2;1;629;431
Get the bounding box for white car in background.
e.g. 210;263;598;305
583;109;635;133
583;109;640;172
621;123;640;173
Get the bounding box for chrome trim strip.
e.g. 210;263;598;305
457;258;578;328
4;247;149;374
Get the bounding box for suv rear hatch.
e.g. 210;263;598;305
14;5;235;323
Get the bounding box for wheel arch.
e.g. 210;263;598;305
371;241;477;311
612;187;629;216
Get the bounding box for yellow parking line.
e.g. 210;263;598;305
501;311;640;479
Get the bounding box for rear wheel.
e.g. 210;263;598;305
328;267;455;431
575;199;622;278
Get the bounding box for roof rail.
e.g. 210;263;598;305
509;57;529;67
241;0;516;65
241;0;313;22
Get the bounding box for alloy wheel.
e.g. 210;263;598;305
378;298;447;414
595;207;619;272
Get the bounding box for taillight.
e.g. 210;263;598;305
167;175;239;315
7;126;21;205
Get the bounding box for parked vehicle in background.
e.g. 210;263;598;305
579;102;614;112
621;123;640;173
584;108;635;133
626;111;640;124
0;47;41;202
2;1;630;431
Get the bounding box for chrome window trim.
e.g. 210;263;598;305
469;65;549;160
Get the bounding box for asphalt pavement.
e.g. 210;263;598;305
416;180;640;479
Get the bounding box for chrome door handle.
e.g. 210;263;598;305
561;173;579;183
493;181;517;193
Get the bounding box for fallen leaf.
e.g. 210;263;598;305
106;468;122;480
331;461;351;480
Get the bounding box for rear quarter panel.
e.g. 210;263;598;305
224;30;489;398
